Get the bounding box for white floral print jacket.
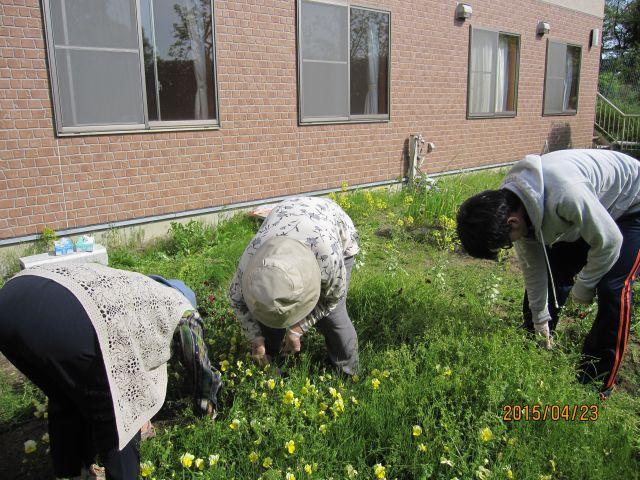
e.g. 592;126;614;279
229;196;359;340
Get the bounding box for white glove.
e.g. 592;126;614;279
533;321;553;350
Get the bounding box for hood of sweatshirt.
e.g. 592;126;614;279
501;154;559;309
501;154;545;239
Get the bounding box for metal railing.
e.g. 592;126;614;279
595;92;640;150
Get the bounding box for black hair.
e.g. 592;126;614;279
456;189;523;260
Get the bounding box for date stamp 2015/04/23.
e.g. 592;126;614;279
502;404;599;422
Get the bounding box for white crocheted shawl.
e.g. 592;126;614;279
14;263;193;449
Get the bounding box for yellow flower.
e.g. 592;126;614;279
294;397;302;409
480;427;493;442
412;425;423;437
505;468;514;479
229;418;240;430
245;369;253;377
341;181;349;192
371;378;381;390
406;216;414;226
476;466;491;480
262;457;273;468
209;454;220;466
440;457;454;467
140;461;155;477
267;378;276;390
396;219;404;227
382;370;390;378
301;386;309;395
195;458;205;471
373;463;386;479
249;451;259;463
304;464;313;474
220;360;229;372
346;464;358;478
329;387;338;397
319;424;327;434
404;195;414;205
350;396;359;405
418;443;428;453
549;460;556;473
24;439;37;454
332;397;345;416
351;374;360;383
283;390;295;404
180;452;195;468
285;439;295;454
286;473;296;480
442;367;452;377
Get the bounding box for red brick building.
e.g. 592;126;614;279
0;0;604;245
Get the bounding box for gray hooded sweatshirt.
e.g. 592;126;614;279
501;149;640;326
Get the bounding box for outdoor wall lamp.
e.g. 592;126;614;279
591;28;601;48
455;3;472;20
537;21;551;36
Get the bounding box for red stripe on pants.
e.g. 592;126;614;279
606;250;640;389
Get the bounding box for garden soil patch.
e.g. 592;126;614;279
0;355;52;479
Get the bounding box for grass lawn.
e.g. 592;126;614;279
1;170;639;479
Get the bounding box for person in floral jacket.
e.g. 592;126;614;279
229;196;360;375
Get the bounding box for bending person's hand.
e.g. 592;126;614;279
283;328;303;354
251;337;271;366
533;321;553;350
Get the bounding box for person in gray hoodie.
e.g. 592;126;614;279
456;149;640;395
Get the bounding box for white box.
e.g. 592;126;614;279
20;244;109;270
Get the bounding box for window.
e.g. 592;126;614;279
543;41;581;115
298;0;390;124
43;0;219;135
468;28;520;118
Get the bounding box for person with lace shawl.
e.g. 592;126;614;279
0;263;221;480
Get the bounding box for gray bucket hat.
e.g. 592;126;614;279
242;236;321;329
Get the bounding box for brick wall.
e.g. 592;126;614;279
0;0;603;241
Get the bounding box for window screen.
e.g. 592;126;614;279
544;41;581;115
298;1;390;123
44;0;219;134
49;0;144;128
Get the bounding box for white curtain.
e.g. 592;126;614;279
186;0;208;120
363;20;379;115
563;52;574;111
494;36;509;112
470;30;494;115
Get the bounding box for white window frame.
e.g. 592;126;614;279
467;27;521;119
543;40;582;116
297;0;391;125
41;0;221;136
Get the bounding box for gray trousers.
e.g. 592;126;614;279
261;256;359;375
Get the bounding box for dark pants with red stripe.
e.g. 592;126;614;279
523;212;640;391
